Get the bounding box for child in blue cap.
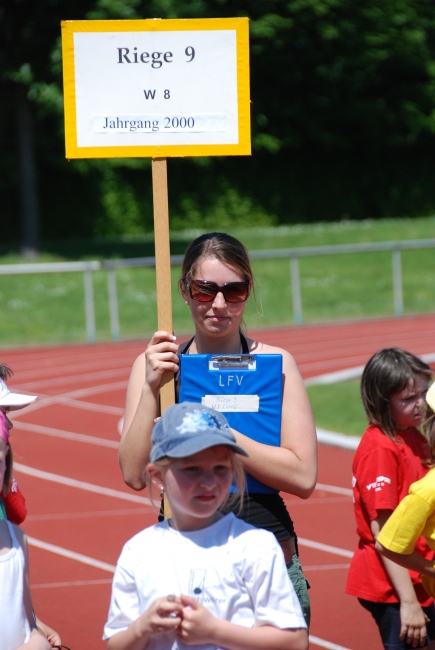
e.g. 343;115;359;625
104;402;308;650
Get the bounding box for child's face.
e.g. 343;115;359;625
390;375;429;429
156;445;234;532
0;438;8;492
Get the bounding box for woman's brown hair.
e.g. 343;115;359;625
0;363;13;381
2;444;13;497
179;232;254;287
424;398;435;465
361;348;432;440
0;364;13;494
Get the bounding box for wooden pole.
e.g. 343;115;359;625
152;158;174;519
152;158;175;413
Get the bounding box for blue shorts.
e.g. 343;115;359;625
359;599;435;649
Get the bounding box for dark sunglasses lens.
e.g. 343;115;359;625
223;283;249;302
189;281;217;301
189;281;249;302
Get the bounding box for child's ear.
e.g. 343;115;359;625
147;463;165;491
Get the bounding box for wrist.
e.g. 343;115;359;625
421;558;435;579
131;615;152;642
142;380;160;401
399;595;420;606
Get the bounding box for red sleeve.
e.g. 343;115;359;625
355;447;400;521
2;477;27;524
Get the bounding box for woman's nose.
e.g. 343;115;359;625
212;291;227;308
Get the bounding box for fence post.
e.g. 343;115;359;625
84;268;96;343
392;247;404;316
290;256;303;325
107;267;120;341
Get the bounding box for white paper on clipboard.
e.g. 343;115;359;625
202;394;259;412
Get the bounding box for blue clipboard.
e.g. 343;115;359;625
179;353;282;493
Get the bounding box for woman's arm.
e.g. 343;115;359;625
231;345;317;498
372;511;428;647
118;332;179;490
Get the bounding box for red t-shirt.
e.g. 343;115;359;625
1;477;27;525
346;424;434;605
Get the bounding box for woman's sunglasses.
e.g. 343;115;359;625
186;280;250;303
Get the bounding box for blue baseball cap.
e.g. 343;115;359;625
150;402;248;462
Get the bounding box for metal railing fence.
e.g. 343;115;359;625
0;239;434;342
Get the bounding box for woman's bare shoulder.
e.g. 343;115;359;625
248;338;296;363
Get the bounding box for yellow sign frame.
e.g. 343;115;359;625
61;18;250;158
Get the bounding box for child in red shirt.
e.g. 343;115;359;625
346;348;434;649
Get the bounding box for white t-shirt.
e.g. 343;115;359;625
104;513;306;649
0;521;31;650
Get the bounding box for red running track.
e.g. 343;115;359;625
1;313;434;650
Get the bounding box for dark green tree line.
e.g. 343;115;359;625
2;0;435;250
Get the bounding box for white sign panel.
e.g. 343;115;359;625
62;19;251;158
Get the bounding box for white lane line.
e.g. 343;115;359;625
26;508;152;522
49;397;124;416
9;354;139;382
298;537;353;558
28;537;115;573
317;428;361;451
15;368;132;391
14;463;151;505
316;483;352;496
309;635;351;650
305;366;365;386
12;381;128;417
14;421;119;449
31;579;113;589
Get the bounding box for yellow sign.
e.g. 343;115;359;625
61;18;251;158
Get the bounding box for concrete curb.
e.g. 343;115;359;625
308;352;435;450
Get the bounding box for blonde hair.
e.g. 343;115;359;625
147;447;246;515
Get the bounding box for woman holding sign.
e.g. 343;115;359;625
119;232;317;625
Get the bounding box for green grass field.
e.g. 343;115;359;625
0;215;434;346
307;379;368;437
2;217;433;436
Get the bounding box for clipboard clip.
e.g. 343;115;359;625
210;354;255;368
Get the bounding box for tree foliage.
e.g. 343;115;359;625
2;0;435;245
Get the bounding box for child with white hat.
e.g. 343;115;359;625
0;363;37;521
0;363;61;647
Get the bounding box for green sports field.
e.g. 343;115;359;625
1;215;434;346
1;217;434;437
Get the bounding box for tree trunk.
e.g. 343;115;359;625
17;91;39;257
